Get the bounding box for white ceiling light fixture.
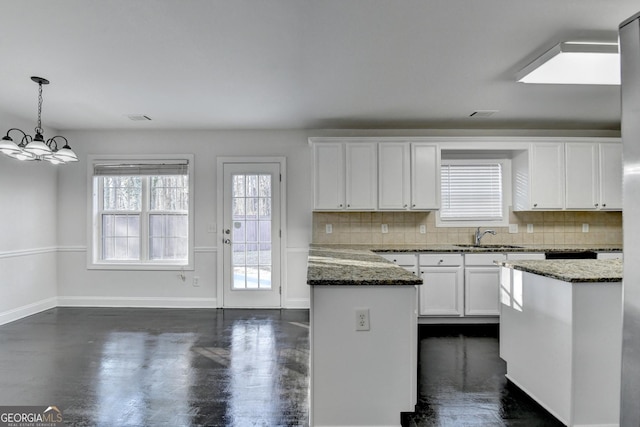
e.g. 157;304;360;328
0;77;78;164
517;42;620;85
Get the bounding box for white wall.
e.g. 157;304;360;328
56;129;312;308
0;111;59;324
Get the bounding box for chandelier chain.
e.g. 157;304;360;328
35;82;43;134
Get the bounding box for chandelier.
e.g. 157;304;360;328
0;76;78;164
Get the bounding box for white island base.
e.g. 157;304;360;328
499;267;622;427
310;285;417;427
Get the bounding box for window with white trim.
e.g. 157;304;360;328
437;159;509;226
89;157;193;269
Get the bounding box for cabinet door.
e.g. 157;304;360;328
530;143;564;209
599;144;623;210
345;143;377;210
419;266;463;316
378;143;410;210
411;143;439;209
313;143;345;210
464;266;501;316
565;143;599;209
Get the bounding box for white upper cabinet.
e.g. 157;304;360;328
565;142;622;210
565;143;599;209
377;142;439;210
345;143;377;210
313;142;345;210
514;140;622;211
599;143;623;210
378;143;411;210
513;142;565;210
411;143;439;210
313;142;377;210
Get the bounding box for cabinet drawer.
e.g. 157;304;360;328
506;252;546;261
378;253;417;266
465;253;506;266
420;254;463;266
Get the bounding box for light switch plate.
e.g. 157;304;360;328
381;224;389;234
326;224;333;234
508;224;518;234
582;223;589;233
527;224;534;233
419;225;427;234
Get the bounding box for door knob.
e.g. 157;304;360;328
223;238;231;244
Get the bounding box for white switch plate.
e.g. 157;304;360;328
582;223;589;233
419;225;427;234
508;224;518;234
325;224;333;234
527;224;534;233
193;276;200;287
381;224;389;234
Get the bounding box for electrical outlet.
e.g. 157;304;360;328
325;224;333;234
419;225;427;234
381;224;389;234
508;224;518;234
582;223;589;233
527;224;534;233
193;276;200;287
355;308;370;331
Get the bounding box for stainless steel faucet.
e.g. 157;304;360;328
474;227;496;246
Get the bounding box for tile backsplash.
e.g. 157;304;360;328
312;210;622;246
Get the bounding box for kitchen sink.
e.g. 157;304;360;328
455;244;524;249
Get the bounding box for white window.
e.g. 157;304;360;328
88;156;194;269
437;159;509;227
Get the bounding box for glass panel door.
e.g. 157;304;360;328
223;163;281;307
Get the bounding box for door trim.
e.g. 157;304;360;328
216;157;287;308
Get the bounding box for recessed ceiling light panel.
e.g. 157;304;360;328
517;42;620;85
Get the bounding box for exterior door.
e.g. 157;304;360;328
222;163;281;307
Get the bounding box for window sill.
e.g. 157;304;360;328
87;262;194;271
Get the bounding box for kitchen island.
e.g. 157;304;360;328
498;259;623;427
307;247;422;427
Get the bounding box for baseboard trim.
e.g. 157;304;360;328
283;298;310;309
57;296;218;308
0;297;58;326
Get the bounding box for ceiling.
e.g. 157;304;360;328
1;0;638;132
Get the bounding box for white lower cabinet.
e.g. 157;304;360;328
419;254;464;316
464;253;506;316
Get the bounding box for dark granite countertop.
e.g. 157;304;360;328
496;259;623;283
310;244;622;254
307;247;422;286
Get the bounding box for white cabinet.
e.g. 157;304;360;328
312;142;377;210
378;143;411;210
345;143;377;210
514;141;622;211
565;143;623;210
565;143;599;209
378;142;439;210
378;253;418;274
513;142;565;210
464;253;506;316
597;252;623;260
599;143;623;210
411;143;439;210
419;254;464;316
313;142;344;210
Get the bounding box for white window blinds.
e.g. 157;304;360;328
93;161;188;176
440;163;503;220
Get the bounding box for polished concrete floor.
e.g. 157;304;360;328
1;309;566;426
0;308;309;426
403;325;565;427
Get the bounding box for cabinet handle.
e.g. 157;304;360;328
339;204;343;208
595;203;599;208
412;204;416;207
404;204;408;208
347;204;351;208
602;203;607;207
533;203;538;207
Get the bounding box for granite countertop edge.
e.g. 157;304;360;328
309;243;622;253
496;259;623;283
